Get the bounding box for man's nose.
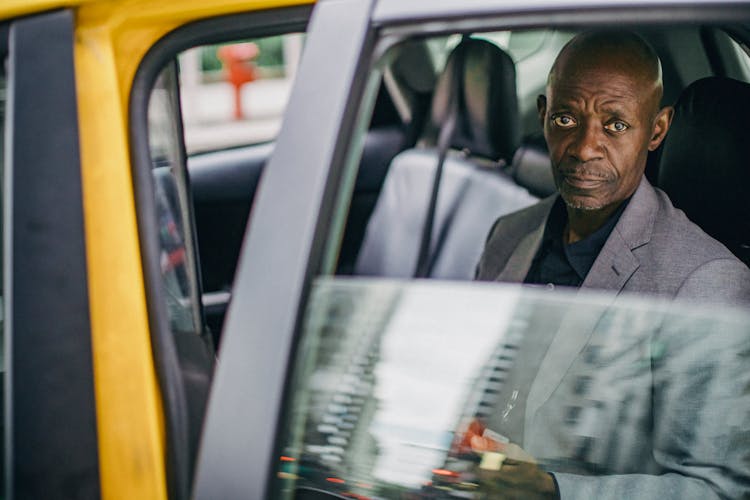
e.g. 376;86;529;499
568;122;604;162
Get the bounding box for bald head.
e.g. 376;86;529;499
549;31;664;115
538;29;674;220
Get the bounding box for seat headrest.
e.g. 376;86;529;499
428;38;520;163
657;76;750;264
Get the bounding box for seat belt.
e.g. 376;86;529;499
414;38;466;278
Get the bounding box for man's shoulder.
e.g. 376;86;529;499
642;186;750;302
650;186;739;263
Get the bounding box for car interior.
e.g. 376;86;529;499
184;24;750;344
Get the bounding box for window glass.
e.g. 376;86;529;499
179;33;304;154
148;62;203;336
275;279;750;498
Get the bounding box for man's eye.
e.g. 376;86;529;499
604;121;628;132
552;115;576;128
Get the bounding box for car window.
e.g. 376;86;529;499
179;33;304;155
149;62;204;336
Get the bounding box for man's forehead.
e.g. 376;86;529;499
549;32;662;94
552;66;647;95
548;92;643;121
548;54;661;108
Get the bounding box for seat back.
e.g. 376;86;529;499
355;38;537;279
657;76;750;266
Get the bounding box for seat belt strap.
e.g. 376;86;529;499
414;39;466;278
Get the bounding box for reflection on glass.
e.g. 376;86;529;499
276;278;750;499
148;64;203;335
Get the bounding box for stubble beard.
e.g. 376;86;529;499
560;192;606;211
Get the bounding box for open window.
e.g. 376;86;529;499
132;6;314;498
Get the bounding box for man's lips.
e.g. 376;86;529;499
559;170;611;189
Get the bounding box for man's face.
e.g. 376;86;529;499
538;59;672;211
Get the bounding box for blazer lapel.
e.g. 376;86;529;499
496;223;545;282
524;302;612;449
494;198;553;283
580;229;640;291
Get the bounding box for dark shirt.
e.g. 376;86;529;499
524;197;630;287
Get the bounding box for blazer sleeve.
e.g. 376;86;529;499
552;307;750;500
675;257;750;306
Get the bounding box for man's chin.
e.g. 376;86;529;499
561;194;605;211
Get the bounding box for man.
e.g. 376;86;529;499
470;31;750;498
476;31;750;301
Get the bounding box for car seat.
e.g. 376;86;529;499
657;76;750;266
355;38;538;280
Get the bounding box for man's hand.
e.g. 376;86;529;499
476;458;557;500
467;421;558;499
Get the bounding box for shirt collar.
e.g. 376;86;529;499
545;196;631;281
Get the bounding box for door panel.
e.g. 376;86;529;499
5;10;99;499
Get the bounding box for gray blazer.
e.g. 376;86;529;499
475;177;750;499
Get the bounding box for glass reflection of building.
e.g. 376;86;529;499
425;302;533;496
295;282;402;497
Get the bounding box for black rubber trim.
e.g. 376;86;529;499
128;6;312;500
0;24;8;57
5;9;100;499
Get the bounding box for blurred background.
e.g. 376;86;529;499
178;33;304;154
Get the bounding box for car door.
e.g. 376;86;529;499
192;0;750;498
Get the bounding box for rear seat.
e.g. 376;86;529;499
355;38;540;280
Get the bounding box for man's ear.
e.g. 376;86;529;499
537;95;547;128
648;105;674;151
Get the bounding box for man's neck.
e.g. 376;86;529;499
565;201;624;244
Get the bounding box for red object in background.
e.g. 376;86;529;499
217;42;259;120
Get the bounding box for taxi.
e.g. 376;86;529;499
4;0;750;499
